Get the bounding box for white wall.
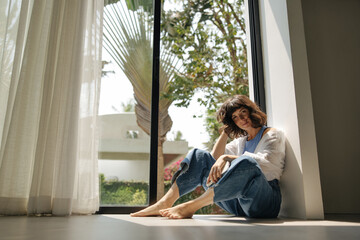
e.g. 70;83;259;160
99;160;150;182
255;0;324;219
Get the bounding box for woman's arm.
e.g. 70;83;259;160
210;131;229;160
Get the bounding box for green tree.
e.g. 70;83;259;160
174;130;184;141
161;0;248;148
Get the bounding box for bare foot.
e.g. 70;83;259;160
159;203;196;219
130;201;171;217
131;182;180;217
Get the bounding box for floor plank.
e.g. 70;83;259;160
0;215;359;240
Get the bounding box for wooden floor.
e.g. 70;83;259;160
0;214;360;240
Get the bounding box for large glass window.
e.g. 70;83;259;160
97;0;263;213
98;0;155;208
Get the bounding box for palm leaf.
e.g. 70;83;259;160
103;0;180;139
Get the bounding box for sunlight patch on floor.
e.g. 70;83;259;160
103;214;360;227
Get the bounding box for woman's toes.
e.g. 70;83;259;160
163;210;170;217
159;209;166;217
170;214;179;219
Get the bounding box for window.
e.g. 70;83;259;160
97;0;158;213
97;0;265;214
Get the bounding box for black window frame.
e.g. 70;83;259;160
97;0;265;214
248;0;266;112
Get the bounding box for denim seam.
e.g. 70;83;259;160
242;177;260;198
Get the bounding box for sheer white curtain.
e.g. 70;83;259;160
0;0;103;215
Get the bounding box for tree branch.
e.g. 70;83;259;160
226;2;246;34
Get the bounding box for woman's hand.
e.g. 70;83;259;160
218;125;228;134
207;155;228;185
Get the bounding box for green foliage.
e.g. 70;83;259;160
99;175;149;206
167;130;185;141
121;99;135;112
125;0;154;12
103;0;180;139
105;0;156;13
161;0;249;148
129;189;148;205
174;130;184;141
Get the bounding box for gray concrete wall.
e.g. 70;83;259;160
301;0;360;214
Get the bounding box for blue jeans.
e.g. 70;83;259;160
171;148;282;218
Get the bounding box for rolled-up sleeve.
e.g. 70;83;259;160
224;138;239;156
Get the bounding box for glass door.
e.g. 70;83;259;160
97;0;254;214
98;0;156;211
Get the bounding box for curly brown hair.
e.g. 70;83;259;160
217;95;267;138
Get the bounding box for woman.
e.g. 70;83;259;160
131;95;285;219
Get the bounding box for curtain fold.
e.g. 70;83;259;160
0;0;103;215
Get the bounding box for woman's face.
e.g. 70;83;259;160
231;107;253;131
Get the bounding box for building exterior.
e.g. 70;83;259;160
98;113;188;181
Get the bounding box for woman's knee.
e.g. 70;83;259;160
190;148;210;157
187;148;215;165
173;149;214;190
231;156;259;171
